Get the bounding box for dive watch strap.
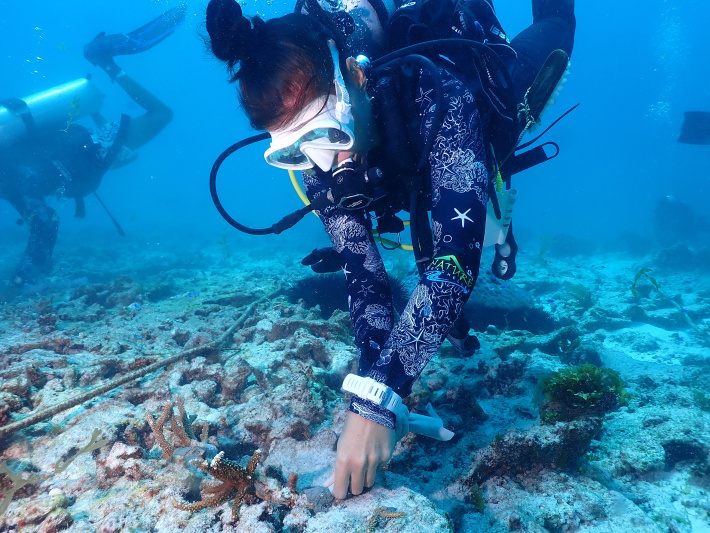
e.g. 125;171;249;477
342;374;402;414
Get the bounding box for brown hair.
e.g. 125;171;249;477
206;0;337;130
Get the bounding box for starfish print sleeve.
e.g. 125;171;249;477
365;68;488;407
301;170;395;381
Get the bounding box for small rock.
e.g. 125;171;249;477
303;486;334;512
0;398;12;426
37;510;73;533
184;332;212;350
191;379;218;404
100;442;143;478
24;364;47;388
1;375;31;398
171;328;191;347
22;494;68;525
62;367;77;389
221;358;253;400
0;392;24;410
79;365;106;386
283;505;314;528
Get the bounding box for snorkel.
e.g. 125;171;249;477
210;40;353;235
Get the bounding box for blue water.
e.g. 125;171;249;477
1;0;709;267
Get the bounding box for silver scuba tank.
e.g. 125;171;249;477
0;77;103;148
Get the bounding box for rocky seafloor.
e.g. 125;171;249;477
1;236;709;533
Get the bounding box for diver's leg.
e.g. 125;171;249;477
113;73;173;151
301;171;395;375
509;0;576;103
11;196;58;285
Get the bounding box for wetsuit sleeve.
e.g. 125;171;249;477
301;171;396;380
356;69;488;426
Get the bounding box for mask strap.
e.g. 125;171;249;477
327;40;351;124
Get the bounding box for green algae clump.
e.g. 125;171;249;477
539;364;629;423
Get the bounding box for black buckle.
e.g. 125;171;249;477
337;193;373;210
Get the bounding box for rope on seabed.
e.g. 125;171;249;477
0;287;281;441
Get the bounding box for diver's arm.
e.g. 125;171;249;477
360;71;483;400
114;72;174;151
300;171;395;372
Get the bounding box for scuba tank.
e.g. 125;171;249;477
0;78;104;148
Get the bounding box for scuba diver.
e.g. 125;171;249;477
205;0;575;499
678;111;710;145
0;6;184;288
652;195;710;249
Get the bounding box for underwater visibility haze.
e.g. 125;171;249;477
0;0;709;531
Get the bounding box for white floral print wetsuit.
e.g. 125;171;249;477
302;66;488;428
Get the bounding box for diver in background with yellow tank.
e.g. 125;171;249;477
0;6;184;289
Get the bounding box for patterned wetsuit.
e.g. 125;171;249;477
304;66;487;427
304;0;576;428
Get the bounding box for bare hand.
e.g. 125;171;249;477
325;412;395;499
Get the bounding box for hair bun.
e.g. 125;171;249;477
206;0;260;63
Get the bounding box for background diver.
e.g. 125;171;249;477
0;6;184;289
205;0;575;499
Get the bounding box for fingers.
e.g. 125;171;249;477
364;457;378;489
323;473;334;494
332;453;389;499
301;248;341;273
333;456;351;500
333;456;369;498
349;460;367;496
332;413;396;499
300;248;321;266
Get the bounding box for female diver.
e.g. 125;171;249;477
205;0;575;499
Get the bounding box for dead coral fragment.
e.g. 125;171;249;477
170;396;199;446
366;506;408;532
146;399;175;459
173;449;261;522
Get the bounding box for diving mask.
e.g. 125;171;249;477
264;40;355;172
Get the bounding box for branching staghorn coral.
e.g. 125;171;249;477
146;396;209;459
147;396;259;520
146;396;298;522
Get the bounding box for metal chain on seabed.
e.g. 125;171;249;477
0;287;281;441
